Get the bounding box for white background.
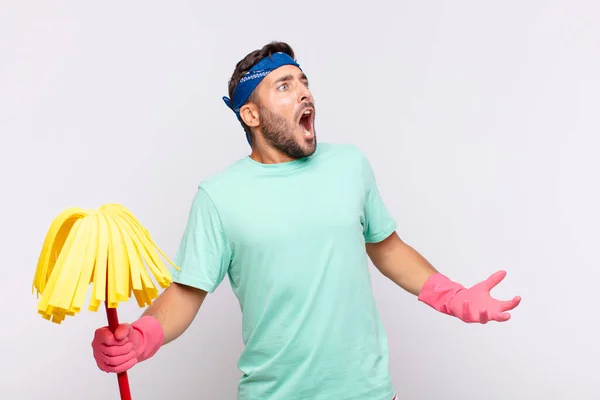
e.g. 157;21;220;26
1;1;598;399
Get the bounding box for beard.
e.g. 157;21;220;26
258;102;317;159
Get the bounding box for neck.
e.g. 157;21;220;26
249;142;296;164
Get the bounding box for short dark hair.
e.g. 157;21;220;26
227;41;296;144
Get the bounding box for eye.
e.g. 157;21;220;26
278;83;289;91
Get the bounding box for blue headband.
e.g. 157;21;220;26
222;52;301;122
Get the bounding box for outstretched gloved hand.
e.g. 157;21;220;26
418;270;521;323
92;315;164;373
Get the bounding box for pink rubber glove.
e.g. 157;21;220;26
418;270;521;323
92;315;164;373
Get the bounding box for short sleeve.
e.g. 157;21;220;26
361;151;397;243
170;186;232;293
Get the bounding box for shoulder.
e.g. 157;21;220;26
318;143;379;187
316;142;362;156
193;157;252;204
314;142;367;166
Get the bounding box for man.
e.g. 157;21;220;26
91;41;521;400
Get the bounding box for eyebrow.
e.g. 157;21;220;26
272;73;309;86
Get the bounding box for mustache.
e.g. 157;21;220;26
295;101;315;119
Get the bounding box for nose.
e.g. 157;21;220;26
298;84;312;103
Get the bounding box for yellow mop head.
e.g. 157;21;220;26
32;204;179;324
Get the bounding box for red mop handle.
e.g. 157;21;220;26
105;303;132;399
105;270;133;400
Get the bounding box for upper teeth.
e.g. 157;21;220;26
304;110;311;115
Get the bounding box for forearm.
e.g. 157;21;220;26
382;241;438;296
367;232;438;296
142;282;207;344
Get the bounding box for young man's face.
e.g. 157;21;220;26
250;65;317;159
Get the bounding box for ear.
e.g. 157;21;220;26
240;104;260;128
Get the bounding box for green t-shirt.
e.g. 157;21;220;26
172;142;397;400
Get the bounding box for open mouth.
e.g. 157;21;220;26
298;108;314;137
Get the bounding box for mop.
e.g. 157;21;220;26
32;203;179;399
